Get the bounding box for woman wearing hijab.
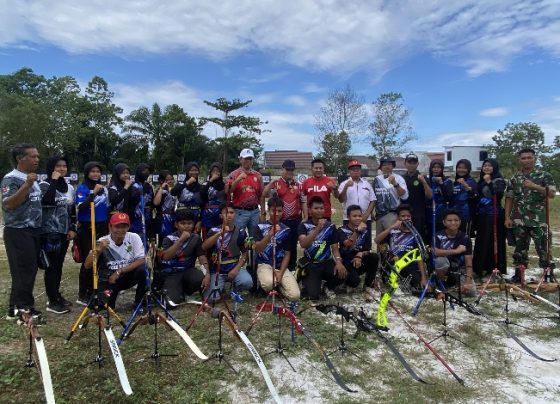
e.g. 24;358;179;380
39;156;75;314
473;158;507;278
153;169;177;242
200;162;226;239
425;159;454;241
451;159;478;235
129;163;154;239
108;163;133;214
171;162;203;232
75;161;109;305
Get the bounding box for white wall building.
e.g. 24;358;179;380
444;146;488;172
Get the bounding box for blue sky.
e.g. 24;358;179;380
1;0;559;154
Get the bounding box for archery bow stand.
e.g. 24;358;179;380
248;196;296;371
65;202;126;366
325;304;368;362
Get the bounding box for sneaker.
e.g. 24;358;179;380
58;296;73;307
5;307;17;321
46;302;70;314
323;287;336;300
17;308;43;324
364;287;376;302
75;297;89;306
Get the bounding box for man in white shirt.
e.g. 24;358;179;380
338;159;376;250
84;212;146;309
372;156;409;236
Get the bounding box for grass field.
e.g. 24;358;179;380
0;199;559;403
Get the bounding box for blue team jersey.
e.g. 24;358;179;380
297;220;337;262
337;225;368;266
255;222;290;268
160;232;203;273
207;226;247;273
435;230;472;269
75;183;108;222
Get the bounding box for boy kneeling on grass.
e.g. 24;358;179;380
253;197;300;302
297;196;347;300
159;210;210;307
337;204;379;300
85;212;146;309
202;202;253;302
374;204;428;297
433;208;477;297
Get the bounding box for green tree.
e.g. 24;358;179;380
316;131;351;177
123;103;167;167
160;105;207;174
209;133;263;172
200;98;266;169
76;76;123;171
368;92;415;158
486;122;554;177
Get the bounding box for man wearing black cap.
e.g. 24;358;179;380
402;153;432;241
372;156;409;237
261;159;303;270
338;159;376;250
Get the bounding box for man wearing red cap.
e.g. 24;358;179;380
84;212;146;309
338;160;376;250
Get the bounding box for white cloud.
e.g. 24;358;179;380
112;81;211;118
1;1;558;77
284;95;307;107
479;107;509;117
413;129;497;151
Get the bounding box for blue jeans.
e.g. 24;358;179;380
203;268;254;301
234;208;260;238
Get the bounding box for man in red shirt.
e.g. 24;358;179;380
301;159;338;221
260;159;304;270
226;148;263;238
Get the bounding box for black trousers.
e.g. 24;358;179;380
161;269;205;302
301;260;344;300
4;227;41;311
41;233;70;303
98;266;147;308
282;217;301;270
344;253;379;288
77;221;108;299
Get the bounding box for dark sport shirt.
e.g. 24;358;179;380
160;232;204;273
254;222;290;269
435;230;472;269
337;225;369;266
207;226;247;274
297;220;337;262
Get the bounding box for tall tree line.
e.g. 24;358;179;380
0;68;265;177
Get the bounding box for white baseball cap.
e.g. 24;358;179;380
239;148;254;159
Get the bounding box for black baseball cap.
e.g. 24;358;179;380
405;153;418;162
282;159;296;169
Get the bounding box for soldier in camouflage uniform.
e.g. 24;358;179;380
505;148;556;281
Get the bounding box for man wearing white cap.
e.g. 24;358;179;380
226;148;263;238
338;159;376;250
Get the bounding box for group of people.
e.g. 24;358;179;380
1;143;556;321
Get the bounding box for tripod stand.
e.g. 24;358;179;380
246;196;296;370
429;291;468;347
202;308;238;373
65;202;132;395
119;194;207;363
327;306;367;362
